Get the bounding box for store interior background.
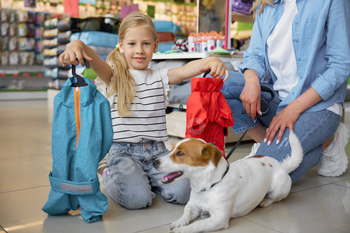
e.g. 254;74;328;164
0;0;349;232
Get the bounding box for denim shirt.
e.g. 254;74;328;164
239;0;350;113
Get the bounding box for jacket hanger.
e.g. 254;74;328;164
71;59;90;87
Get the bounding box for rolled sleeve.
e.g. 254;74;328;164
311;0;350;101
238;12;267;81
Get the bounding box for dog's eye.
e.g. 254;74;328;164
176;151;184;156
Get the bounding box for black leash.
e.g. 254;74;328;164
225;85;275;161
225;120;255;161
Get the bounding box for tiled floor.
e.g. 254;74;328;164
0;100;350;233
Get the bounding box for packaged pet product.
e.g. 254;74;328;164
70;31;119;48
1;52;9;65
208;31;217;52
9;52;19;65
188;32;196;53
36;54;44;65
18;23;27;37
35;12;49;26
19;51;35;65
18;80;26;90
35;40;45;53
1;9;10;22
35;27;44;39
1;22;9;36
18;38;35;51
27;11;35;24
57;17;72;31
26;24;36;38
58;31;72;44
58;69;69;79
43;38;58;47
17;10;28;22
9;23;16;37
196;36;202;53
216;32;224;49
57;44;67;55
1;37;9;51
44;18;58;28
42;47;58;56
43;28;58;38
9;37;18;51
201;36;208;53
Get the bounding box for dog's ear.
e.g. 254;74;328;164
202;143;222;167
211;146;223;167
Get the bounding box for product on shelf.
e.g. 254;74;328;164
187;31;226;53
9;37;18;51
1;22;9;36
18;37;35;51
57;31;71;44
1;51;9;65
1;37;9;50
9;52;18;65
19;51;35;65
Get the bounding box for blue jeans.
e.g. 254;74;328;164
221;71;341;182
102;141;191;209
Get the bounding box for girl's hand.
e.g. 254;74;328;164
264;104;300;145
240;70;261;120
200;57;229;81
58;40;93;67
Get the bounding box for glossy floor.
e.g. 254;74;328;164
0;100;349;233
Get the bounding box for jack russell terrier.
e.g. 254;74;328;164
153;131;303;233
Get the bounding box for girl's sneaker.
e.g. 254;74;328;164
318;122;349;177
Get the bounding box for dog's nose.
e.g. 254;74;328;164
153;159;160;168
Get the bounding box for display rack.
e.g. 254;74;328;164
0;65;48;100
152;52;241;63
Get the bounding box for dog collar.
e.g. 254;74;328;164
201;163;230;192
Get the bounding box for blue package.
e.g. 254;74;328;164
70;31;118;48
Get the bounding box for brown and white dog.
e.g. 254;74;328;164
153;131;303;233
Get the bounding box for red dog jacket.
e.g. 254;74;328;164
185;77;234;157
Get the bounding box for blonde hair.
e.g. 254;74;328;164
107;12;158;117
251;0;274;17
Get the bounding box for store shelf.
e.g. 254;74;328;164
232;12;254;24
152;52;242;62
0;65;47;74
152;52;210;60
0;90;47;101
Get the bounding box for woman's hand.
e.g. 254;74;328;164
240;69;261;120
200;57;229;81
264;104;300;145
58;40;93;67
264;87;322;145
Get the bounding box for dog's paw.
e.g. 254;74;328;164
259;198;274;208
170;219;188;230
169;227;188;233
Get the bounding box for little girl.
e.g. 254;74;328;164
59;12;229;210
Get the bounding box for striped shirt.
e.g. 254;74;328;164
96;68;170;143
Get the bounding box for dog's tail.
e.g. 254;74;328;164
280;131;304;174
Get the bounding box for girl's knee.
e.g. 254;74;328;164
119;191;154;209
103;171;154;209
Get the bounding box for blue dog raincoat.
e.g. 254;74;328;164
42;76;113;223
